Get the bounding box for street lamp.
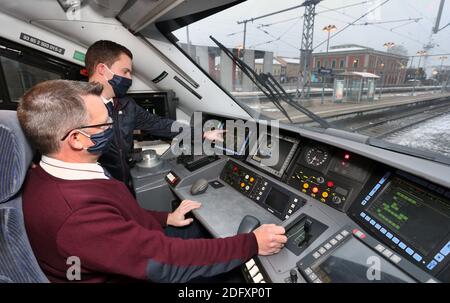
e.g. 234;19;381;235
321;24;337;104
323;25;337;56
412;50;427;96
383;42;395;51
378;42;395;99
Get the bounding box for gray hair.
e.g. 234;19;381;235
17;80;103;154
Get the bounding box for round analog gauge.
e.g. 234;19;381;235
305;147;329;167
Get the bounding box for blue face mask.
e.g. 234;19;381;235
104;65;132;98
79;127;114;154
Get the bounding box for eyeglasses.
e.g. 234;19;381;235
61;117;114;141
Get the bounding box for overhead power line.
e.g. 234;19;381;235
353;17;421;26
313;0;391;51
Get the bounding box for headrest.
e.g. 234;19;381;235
0;111;34;204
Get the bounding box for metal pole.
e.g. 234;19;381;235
321;30;331;104
298;0;321;100
378;72;384;99
242;22;247;51
186;25;191;57
412;55;422;96
440;56;448;93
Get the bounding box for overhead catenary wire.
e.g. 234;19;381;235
352;17;421;26
317;2;426;47
248;1;372;51
226;0;447;58
313;0;391;51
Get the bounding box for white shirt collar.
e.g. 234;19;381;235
40;155;109;180
101;96;113;105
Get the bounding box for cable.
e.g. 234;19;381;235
227;30;244;37
353;18;421;26
258;16;302;28
249;18;302;51
404;2;435;24
317;2;426;47
316;1;370;15
253;0;368;29
313;0;391;51
390;19;421;31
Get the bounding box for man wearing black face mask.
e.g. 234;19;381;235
85;40;224;189
18;80;288;283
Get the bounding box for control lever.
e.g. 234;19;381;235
290;269;298;283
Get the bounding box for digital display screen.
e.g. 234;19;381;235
248;134;299;177
264;187;289;214
312;237;415;283
329;154;368;181
365;176;450;256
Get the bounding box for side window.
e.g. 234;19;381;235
0;56;61;102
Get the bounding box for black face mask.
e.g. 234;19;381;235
79;127;114;154
104;65;132;98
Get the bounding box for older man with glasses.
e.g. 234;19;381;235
17;80;287;283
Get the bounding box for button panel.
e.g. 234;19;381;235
287;164;351;210
221;160;306;220
242;258;267;283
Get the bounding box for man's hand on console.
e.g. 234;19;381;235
253;224;287;255
203;129;227;142
167;200;202;227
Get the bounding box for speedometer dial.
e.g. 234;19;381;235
305;147;329;167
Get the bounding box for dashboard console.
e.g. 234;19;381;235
148;113;450;283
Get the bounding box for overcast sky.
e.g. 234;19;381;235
174;0;450;69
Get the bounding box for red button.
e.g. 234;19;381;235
353;229;366;239
233;166;238;172
327;181;334;188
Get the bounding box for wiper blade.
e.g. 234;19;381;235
210;36;330;128
210;36;293;123
261;73;330;128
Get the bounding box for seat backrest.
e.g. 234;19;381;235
0;110;48;283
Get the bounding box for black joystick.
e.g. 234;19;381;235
237;215;261;234
290;269;298;283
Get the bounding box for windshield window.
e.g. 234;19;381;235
168;0;450;162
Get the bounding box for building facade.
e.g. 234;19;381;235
312;44;409;85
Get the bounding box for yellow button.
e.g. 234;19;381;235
249;177;255;183
322;192;329;198
303;183;310;189
240;182;245;188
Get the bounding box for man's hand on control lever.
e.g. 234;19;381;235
203;129;227;142
167;200;201;227
253;224;287;255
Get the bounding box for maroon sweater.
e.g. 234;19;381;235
22;165;258;283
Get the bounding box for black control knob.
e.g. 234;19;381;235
290;269;298;283
332;196;342;204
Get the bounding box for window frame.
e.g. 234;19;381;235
0;37;86;110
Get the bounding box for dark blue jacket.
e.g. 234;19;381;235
99;96;177;187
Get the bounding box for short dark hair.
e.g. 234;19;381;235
85;40;133;77
17;80;103;154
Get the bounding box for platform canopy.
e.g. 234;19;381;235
339;71;380;79
339;72;380;79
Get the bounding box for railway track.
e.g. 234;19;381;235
356;104;450;138
349;102;450;133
